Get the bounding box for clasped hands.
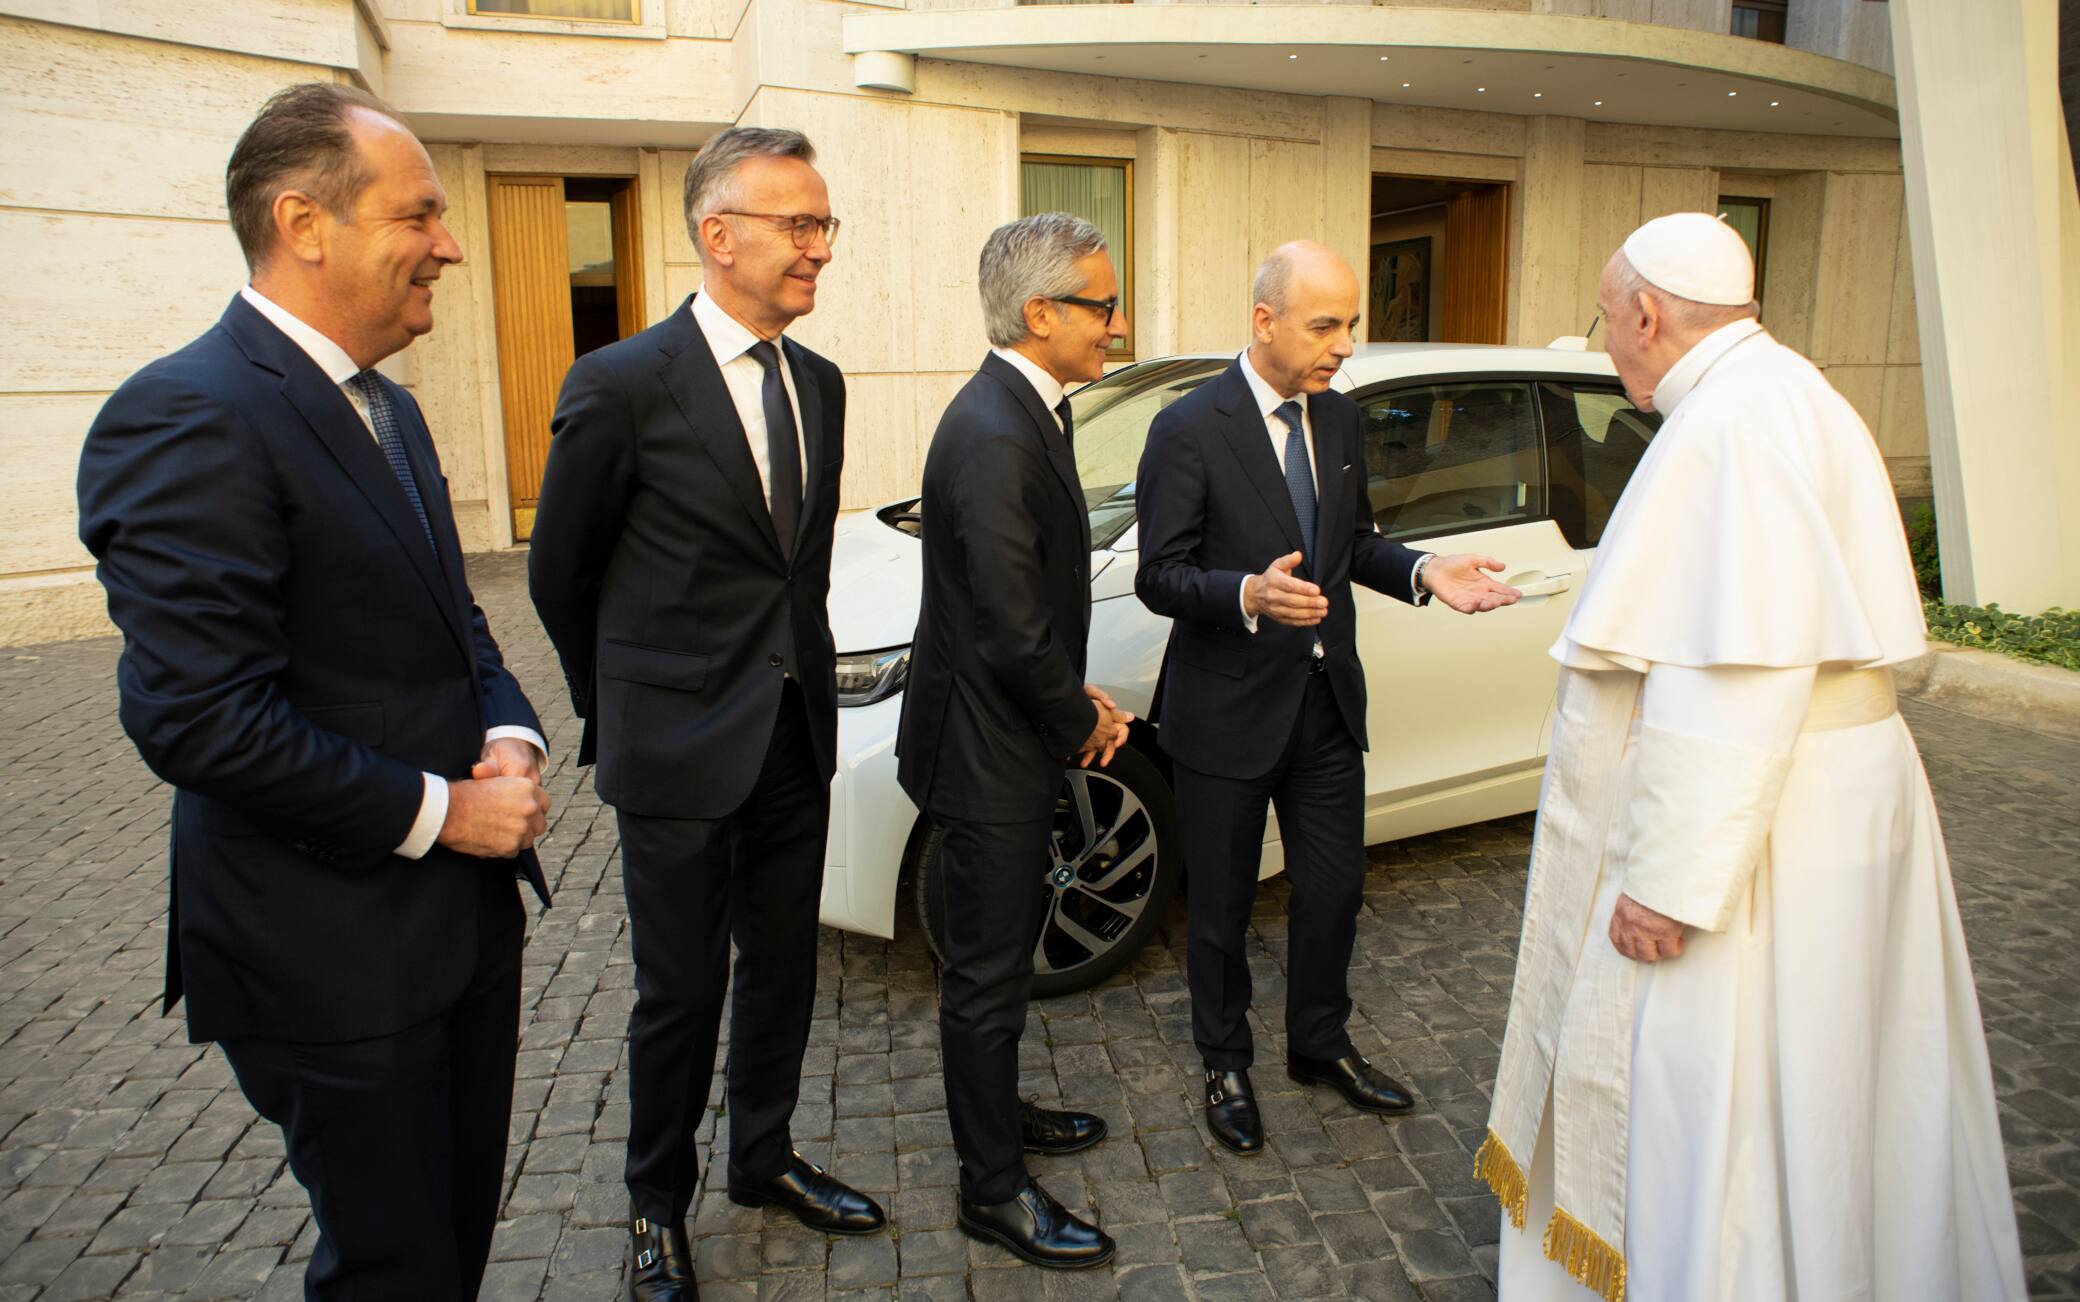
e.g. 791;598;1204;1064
438;736;552;859
1243;550;1522;626
1076;684;1135;769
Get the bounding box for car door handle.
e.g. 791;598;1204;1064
1511;572;1574;598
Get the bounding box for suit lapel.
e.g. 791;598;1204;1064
1306;391;1350;566
657;307;784;561
392;393;480;656
231;300;471;657
1212;361;1307;558
783;336;825;558
979;353;1089;552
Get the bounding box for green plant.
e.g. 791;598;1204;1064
1904;502;1942;598
1924;599;2080;672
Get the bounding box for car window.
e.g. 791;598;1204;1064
1358;381;1543;540
1069;357;1228;549
1539;382;1662;548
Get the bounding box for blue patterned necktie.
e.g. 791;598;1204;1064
1273;399;1315;559
347;371;436;554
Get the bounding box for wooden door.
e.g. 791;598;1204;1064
486;175;576;542
609;184;646;341
1441;185;1509;345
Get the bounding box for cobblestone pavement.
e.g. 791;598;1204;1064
1;552;2076;1301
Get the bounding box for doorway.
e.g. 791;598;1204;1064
1369;175;1509;345
486;174;646;541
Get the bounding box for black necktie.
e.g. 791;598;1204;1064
748;341;802;560
346;371;436;554
1055;397;1074;450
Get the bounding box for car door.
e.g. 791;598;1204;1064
1346;376;1585;824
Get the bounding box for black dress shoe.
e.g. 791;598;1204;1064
627;1213;696;1301
1204;1069;1264;1155
1287;1052;1415;1115
726;1151;887;1235
1019;1099;1108;1155
957;1177;1116;1269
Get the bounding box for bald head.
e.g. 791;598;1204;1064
1252;241;1357;317
1248;240;1361;397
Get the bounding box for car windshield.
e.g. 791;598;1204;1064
1069;357;1230;549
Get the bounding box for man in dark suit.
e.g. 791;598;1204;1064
897;213;1134;1270
76;84;552;1300
1134;241;1520;1156
528;127;882;1300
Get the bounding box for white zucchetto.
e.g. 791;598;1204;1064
1621;212;1755;306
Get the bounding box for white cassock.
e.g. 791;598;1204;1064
1479;319;2027;1302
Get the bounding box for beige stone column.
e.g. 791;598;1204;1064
1515;115;1587;346
1135;126;1184;361
1320;97;1374;315
1891;0;2079;609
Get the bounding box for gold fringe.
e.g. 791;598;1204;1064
1542;1205;1628;1302
1472;1130;1529;1230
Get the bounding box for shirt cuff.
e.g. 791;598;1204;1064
1410;552;1434;607
395;772;448;860
1238;575;1259;634
485;725;549;769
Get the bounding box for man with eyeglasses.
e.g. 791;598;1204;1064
530;126;880;1301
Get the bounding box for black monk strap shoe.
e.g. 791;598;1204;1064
627;1213;696;1301
1204;1068;1265;1155
1287;1052;1415;1115
1019;1099;1108;1155
726;1151;887;1235
957;1176;1117;1270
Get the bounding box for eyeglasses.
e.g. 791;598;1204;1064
1051;293;1121;323
716;212;842;249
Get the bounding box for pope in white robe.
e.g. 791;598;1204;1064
1481;213;2027;1302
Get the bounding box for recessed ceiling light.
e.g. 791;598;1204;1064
1727;90;1738;97
1593;100;1603;106
1769;100;1780;107
1288;54;1298;60
1477;87;1487;93
1380;55;1390;62
1402;82;1411;88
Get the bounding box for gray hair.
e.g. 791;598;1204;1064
682;127;817;257
979;212;1108;348
1609;253;1759;332
1252;251;1296;315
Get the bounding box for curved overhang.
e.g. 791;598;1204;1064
843;5;1898;139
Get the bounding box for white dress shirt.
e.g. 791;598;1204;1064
989;345;1068;430
691;290;806;503
1234;349;1429;633
239;285;548;860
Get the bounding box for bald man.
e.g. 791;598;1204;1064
1134;242;1519;1154
1481;215;2024;1301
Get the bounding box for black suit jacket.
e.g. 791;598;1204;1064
528;297;844;818
897;353;1102;823
76;295;546;1045
1134;358;1422;781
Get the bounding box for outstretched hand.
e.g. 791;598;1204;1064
1420;554;1521;613
1245;551;1329;627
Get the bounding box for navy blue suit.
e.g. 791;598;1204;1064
77;294;545;1300
1135;358;1421;1069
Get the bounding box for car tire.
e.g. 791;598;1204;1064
910;744;1180;999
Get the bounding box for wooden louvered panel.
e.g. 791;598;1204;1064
1442;185;1509;346
486;175;576;542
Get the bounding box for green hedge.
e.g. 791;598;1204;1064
1923;599;2080;673
1903;503;2078;672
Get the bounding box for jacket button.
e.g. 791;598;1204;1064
769;653;784;667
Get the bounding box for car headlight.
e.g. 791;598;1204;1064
835;645;910;706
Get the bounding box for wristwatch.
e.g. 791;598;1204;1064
1411;552;1435;607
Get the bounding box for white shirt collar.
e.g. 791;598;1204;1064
1651;318;1767;416
990;345;1067;416
239;285;361;385
691;290;781;368
1238;348;1302;423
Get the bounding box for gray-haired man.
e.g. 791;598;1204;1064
895;213;1133;1269
530;126;883;1301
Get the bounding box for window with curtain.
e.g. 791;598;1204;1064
1717;196;1769;305
1021;155;1134;360
470;0;638;21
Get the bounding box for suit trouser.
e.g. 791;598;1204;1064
219;884;524;1302
931;811;1054;1204
616;679;828;1223
1176;673;1366;1072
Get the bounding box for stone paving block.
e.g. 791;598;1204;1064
39;1249;139;1302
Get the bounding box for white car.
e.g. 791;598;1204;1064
816;342;1662;996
